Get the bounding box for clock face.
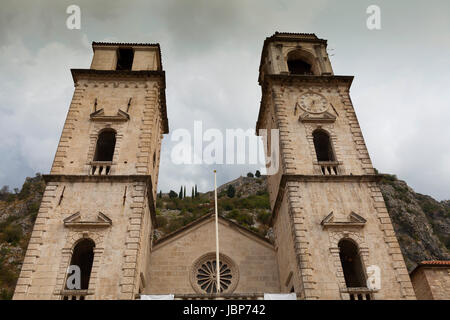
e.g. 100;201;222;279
298;92;328;114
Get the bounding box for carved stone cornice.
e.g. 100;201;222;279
71;69;165;81
43;174;152;183
264;74;354;88
63;211;112;228
298;110;336;123
90;108;130;122
320;211;367;229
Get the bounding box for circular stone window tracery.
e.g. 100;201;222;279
190;253;239;294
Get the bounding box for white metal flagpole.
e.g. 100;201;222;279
214;170;220;293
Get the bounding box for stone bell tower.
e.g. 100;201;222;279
13;42;168;300
256;32;416;300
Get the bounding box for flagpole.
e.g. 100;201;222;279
214;170;220;294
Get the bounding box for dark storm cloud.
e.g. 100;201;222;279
0;0;449;200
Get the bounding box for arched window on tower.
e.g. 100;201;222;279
313;130;338;175
91;129;116;175
338;239;369;300
94;129;116;162
313;129;335;162
287;50;317;75
66;239;95;292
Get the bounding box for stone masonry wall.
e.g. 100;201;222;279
145;217;280;295
411;267;450;300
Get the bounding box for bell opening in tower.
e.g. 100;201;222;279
67;239;95;290
288;59;312;75
94;129;117;162
338;239;366;288
286;49;315;75
116;48;134;71
312;129;335;162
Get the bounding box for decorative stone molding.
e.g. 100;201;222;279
63;211;112;228
321;211;366;228
298;110;336;123
90;108;130;122
190;253;239;294
80;80;149;89
328;230;368;252
135;85;159;175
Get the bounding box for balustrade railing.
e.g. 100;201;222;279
90;161;112;175
318;161;340;175
342;287;374;300
60;289;89;300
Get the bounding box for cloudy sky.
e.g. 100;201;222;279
0;0;449;200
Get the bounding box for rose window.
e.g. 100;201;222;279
190;253;238;294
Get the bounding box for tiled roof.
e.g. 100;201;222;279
270;31;319;39
419;260;450;266
265;31;326;43
92;42;160;47
410;260;450;275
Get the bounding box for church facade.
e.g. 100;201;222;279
13;33;422;300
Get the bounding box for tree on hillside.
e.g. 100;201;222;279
183;186;186;199
247;172;254;178
179;186;183;199
169;190;178;199
0;186;11;201
255;170;261;178
227;185;236;198
195;184;198;197
191;186;194;198
159;190;162;198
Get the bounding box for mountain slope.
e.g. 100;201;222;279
379;174;449;270
0;174;45;299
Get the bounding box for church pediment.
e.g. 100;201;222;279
63;211;112;228
153;213;274;250
299;110;336;123
90;108;130;122
321;211;366;228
